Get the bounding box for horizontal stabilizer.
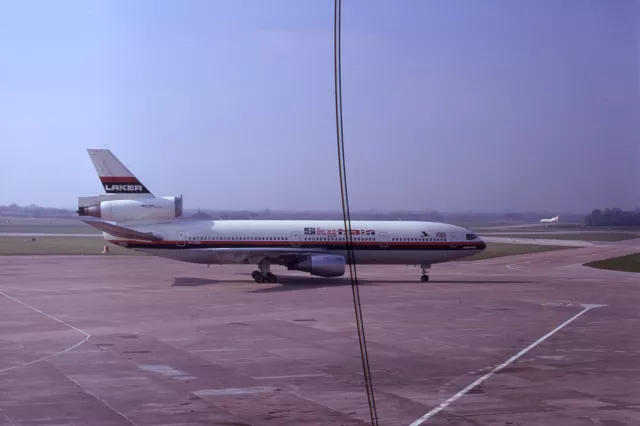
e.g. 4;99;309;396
81;219;163;241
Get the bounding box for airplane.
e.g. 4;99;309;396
539;215;559;224
77;149;487;283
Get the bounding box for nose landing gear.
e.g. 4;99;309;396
420;264;430;282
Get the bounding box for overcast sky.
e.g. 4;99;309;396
1;0;639;212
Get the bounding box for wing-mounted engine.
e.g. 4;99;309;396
77;195;183;223
288;254;346;278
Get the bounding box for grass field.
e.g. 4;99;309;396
0;216;100;234
472;224;586;231
481;233;639;242
0;216;78;224
450;222;532;229
475;226;640;233
474;228;580;233
0;236;145;256
584;253;640;273
462;242;573;261
0;225;101;234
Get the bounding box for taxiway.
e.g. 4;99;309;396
0;241;638;425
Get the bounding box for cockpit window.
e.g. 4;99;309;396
466;233;477;240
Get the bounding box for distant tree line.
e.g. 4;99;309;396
0;203;74;217
185;209;447;222
585;208;640;227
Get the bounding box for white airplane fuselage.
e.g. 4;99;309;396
80;148;486;282
105;219;486;266
540;216;559;224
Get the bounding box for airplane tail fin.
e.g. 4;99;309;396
87;149;154;197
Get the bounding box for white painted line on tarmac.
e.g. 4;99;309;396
408;303;606;426
0;408;16;426
0;291;91;374
253;373;328;380
0;291;138;425
195;387;277;396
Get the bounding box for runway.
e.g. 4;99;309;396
481;236;594;246
0;242;638;425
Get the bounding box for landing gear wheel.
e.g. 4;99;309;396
253;259;277;284
420;263;431;282
266;273;278;284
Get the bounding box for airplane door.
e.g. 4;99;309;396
380;232;388;248
291;231;301;248
177;231;187;247
449;232;457;248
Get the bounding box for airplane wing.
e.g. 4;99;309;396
195;247;332;265
198;247;329;254
80;219;163;242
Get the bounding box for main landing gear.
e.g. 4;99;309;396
420;264;430;282
251;259;278;283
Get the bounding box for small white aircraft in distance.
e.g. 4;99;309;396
540;215;560;224
77;149;487;283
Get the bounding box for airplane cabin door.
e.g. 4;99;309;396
380;232;389;248
449;232;457;248
291;231;301;248
177;231;187;247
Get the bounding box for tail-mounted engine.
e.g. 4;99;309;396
77;195;183;223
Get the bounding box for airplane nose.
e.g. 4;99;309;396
478;239;487;250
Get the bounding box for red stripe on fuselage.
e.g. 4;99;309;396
107;240;485;248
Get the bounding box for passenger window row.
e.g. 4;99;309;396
185;236;448;242
392;237;446;242
304;237;375;241
188;236;288;241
